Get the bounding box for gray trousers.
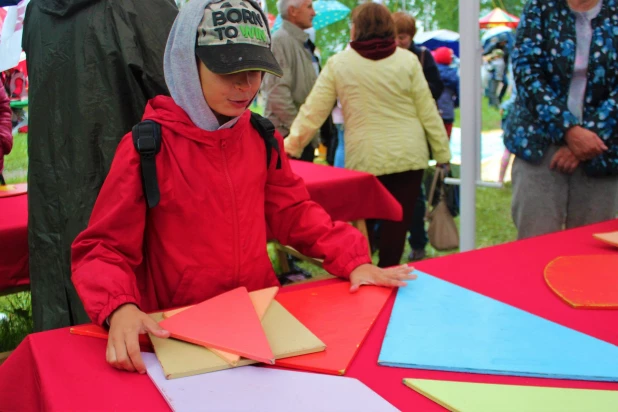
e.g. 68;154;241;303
511;145;618;240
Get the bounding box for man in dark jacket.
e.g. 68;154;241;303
22;0;178;331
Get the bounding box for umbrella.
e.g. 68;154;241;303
479;8;519;29
481;26;514;54
414;29;460;57
272;0;350;33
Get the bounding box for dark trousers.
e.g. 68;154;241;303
408;185;428;250
298;144;315;162
366;169;424;268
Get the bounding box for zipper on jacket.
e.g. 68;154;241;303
220;139;241;285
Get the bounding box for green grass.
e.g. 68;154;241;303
0;292;33;352
454;96;504;132
3;133;27;184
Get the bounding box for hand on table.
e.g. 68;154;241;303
550;146;580;174
564;126;607;161
107;303;170;374
349;263;417;293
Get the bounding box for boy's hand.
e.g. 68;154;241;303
107;303;170;374
349;264;417;293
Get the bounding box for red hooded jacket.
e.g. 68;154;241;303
71;96;371;325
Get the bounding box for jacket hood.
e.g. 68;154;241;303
164;0;222;132
35;0;99;17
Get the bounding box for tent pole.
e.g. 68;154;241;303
458;0;480;252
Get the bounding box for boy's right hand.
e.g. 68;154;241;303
107;303;170;374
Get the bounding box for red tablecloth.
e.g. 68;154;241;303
2;219;618;411
290;160;402;222
0;193;28;292
0;162;401;294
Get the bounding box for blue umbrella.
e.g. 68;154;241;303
272;0;350;33
0;1;21;6
481;26;514;55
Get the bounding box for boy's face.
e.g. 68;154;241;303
198;62;262;120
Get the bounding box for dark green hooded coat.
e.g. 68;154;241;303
22;0;178;331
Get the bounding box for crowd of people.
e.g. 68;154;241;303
1;0;616;373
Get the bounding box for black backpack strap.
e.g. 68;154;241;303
132;120;162;208
250;112;282;170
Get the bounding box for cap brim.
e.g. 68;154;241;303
196;44;283;78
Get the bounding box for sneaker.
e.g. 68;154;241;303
407;249;426;262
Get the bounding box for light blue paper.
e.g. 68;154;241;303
378;271;618;382
143;353;398;412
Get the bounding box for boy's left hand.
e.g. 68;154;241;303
349;264;417;293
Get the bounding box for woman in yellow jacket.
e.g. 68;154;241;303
284;3;450;268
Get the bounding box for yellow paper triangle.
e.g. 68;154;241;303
161;287;279;366
404;379;618;412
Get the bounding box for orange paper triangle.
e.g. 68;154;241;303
545;255;618;308
162;287;279;365
159;287;275;364
275;282;392;375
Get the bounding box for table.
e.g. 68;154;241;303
289;160;402;223
0;193;28;296
2;219;618;411
0;162;401;294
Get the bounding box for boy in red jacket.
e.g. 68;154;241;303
71;0;415;374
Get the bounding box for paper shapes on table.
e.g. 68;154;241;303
0;183;27;198
162;286;279;365
593;231;618;248
159;287;274;364
404;379;618;412
143;352;398;412
545;255;618;309
150;300;325;379
275;282;393;375
378;271;618;381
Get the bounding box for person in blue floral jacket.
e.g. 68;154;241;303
503;0;618;239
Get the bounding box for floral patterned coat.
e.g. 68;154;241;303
503;0;618;176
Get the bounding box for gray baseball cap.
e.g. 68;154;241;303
195;0;283;77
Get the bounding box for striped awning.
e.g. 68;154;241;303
479;8;520;29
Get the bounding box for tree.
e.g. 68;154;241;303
266;0;528;63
